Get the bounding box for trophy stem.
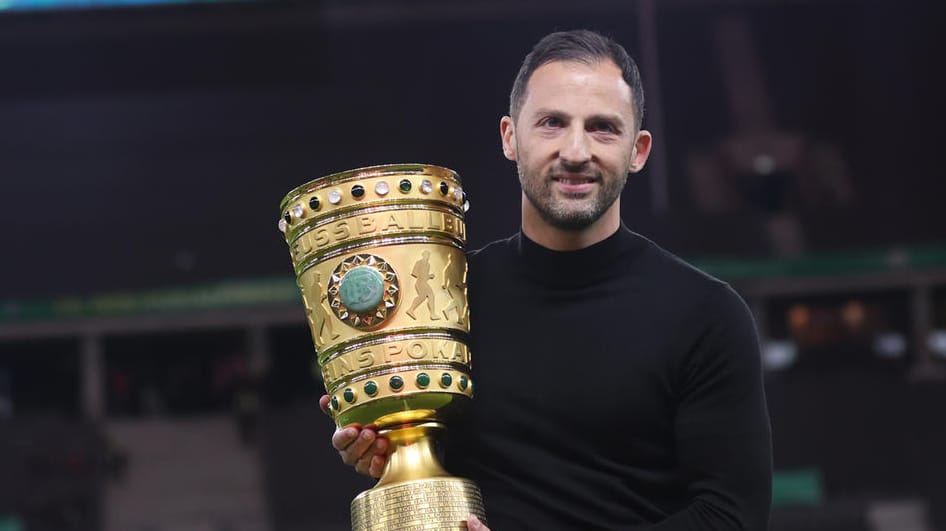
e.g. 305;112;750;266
350;422;487;530
375;422;450;488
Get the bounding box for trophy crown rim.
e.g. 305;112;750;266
279;163;461;212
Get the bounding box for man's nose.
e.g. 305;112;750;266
559;127;592;165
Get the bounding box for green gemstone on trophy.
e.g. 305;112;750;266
416;373;430;388
339;266;385;313
390;375;404;391
344;388;356;403
441;373;453;388
459;375;469;391
399;179;412;192
364;381;378;396
331;395;339;411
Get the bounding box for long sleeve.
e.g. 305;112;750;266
648;284;773;530
455;230;773;530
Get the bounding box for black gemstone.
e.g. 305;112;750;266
309;196;320;210
439;182;449;195
399;179;412;193
284;212;292;224
352;184;365;198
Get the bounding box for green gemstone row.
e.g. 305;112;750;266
334;372;471;407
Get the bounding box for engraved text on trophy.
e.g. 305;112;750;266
291;210;466;261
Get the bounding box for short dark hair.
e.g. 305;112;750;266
509;29;645;131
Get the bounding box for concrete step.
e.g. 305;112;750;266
104;414;269;531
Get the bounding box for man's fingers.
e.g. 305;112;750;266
331;427;359;452
368;454;387;478
354;438;387;477
365;437;389;477
341;429;374;465
353;451;373;476
467;515;489;531
339;429;388;476
330;424;389;477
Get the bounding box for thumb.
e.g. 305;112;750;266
318;394;331;416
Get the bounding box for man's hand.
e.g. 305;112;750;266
467;515;490;531
319;394;389;478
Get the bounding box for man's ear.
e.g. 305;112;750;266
628;130;653;173
500;116;517;161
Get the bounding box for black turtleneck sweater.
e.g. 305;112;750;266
446;226;772;530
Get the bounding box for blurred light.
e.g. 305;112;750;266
787;304;810;333
841;300;865;330
873;332;907;359
928;329;946;359
866;499;932;531
752;154;776;175
762;340;797;371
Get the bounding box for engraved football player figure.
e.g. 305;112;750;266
311;271;340;346
440;253;467;325
405;250;440;320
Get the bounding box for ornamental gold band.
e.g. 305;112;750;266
277;164;486;530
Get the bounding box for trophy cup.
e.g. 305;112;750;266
277;164;486;530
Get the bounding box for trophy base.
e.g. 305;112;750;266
350;477;486;531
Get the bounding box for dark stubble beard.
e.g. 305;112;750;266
518;161;628;231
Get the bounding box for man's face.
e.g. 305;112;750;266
501;60;650;231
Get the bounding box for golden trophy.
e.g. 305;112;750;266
277;163;486;530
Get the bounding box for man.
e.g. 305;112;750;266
322;29;773;529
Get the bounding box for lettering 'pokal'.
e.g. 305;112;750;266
278;164;486;530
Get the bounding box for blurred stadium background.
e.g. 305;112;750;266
0;0;943;529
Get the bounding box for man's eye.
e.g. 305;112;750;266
541;117;563;128
592;122;617;133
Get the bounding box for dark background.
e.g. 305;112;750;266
1;0;945;530
1;0;942;299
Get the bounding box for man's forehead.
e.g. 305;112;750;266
530;58;623;80
522;60;635;114
527;59;629;92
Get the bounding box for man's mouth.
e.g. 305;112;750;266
551;174;597;194
553;176;596;184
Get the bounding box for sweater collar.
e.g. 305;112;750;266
514;223;646;289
